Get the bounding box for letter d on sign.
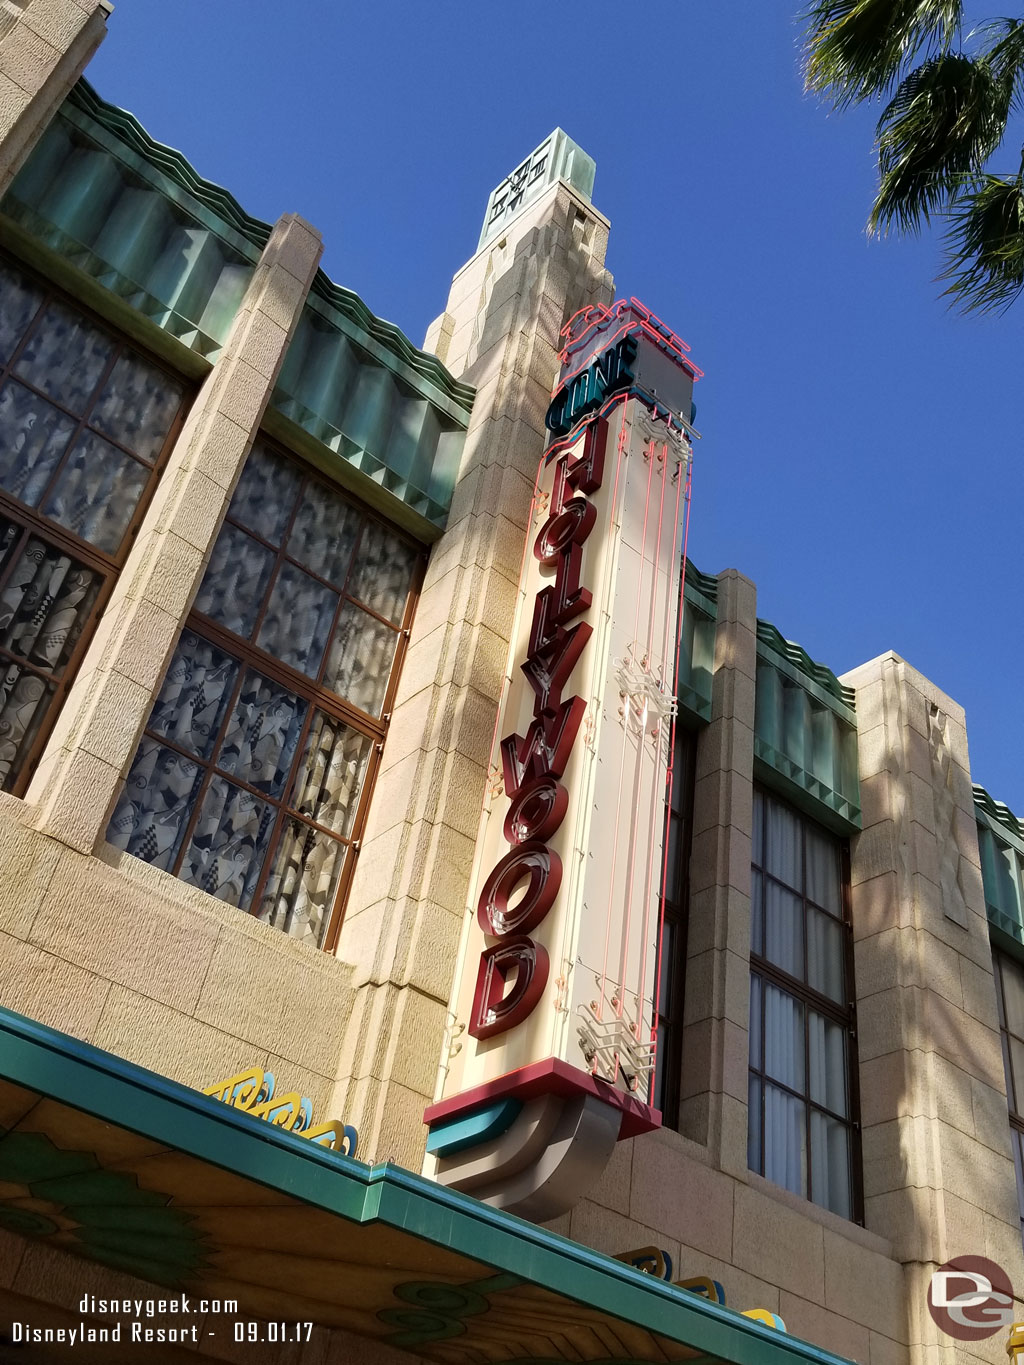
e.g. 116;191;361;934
469;938;549;1039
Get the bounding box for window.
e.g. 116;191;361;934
652;724;697;1124
0;255;187;795
106;438;423;951
992;951;1024;1241
748;789;860;1219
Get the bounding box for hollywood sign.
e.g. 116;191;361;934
472;421;605;1038
425;299;701;1219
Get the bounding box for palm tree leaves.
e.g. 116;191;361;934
804;0;964;106
942;173;1024;310
803;0;1024;312
871;55;1007;232
980;18;1024;111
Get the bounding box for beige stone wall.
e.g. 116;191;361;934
548;1124;907;1365
0;792;353;1113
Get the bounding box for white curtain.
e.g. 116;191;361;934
763;983;806;1196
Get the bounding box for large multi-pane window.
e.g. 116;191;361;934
748;788;860;1219
992;951;1024;1240
0;255;187;795
652;725;697;1124
107;438;422;951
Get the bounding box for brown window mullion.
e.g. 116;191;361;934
0;519;34;596
168;660;250;880
321;734;386;955
186;610;389;741
751;953;851;1030
245;697;321;918
31;343;122;515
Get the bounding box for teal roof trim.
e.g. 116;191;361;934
68;79;272;256
756;621;855;716
974;783;1024;848
684;558;718;621
0;1004;854;1365
753;747;861;836
61;81;472;416
684;558;719;600
310;271;475;418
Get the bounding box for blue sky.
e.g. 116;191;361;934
88;3;1024;812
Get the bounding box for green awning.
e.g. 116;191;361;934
0;1006;852;1365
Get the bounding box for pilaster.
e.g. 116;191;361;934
332;181;613;1170
843;651;1024;1359
27;213;323;852
677;569;757;1177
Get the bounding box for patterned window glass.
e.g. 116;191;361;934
107;437;423;951
748;788;861;1220
993;951;1024;1243
0;254;188;795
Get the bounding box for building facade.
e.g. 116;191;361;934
1;6;1024;1365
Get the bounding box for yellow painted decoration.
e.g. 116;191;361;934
1006;1322;1024;1359
741;1309;787;1332
202;1068;357;1156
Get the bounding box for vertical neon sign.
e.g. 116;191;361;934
425;301;701;1219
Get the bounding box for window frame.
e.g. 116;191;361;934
121;432;426;952
0;251;191;797
654;721;697;1126
747;786;864;1222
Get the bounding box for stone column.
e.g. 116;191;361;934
843;651;1024;1365
0;0;108;197
677;569;756;1178
27;213;323;852
332;181;613;1169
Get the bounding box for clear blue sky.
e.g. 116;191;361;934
88;2;1024;813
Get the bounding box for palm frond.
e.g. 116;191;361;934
941;174;1024;312
870;54;1008;234
804;0;965;107
976;18;1024;114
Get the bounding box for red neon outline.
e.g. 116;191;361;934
555;298;703;384
598;411;631;1021
634;439;671;1031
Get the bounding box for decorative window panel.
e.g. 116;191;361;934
107;438;423;951
754;636;860;833
748;788;861;1221
0;255;188;794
